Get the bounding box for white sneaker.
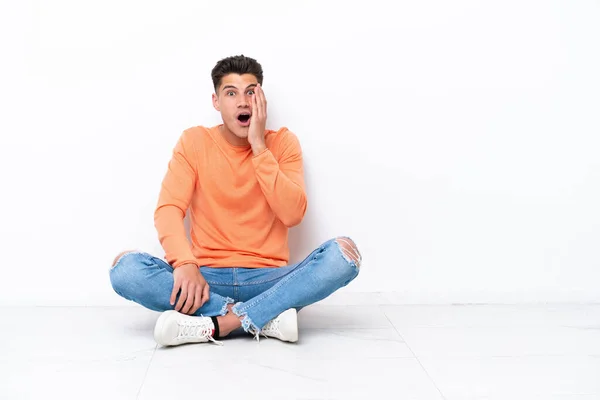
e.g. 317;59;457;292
153;310;222;347
259;308;299;342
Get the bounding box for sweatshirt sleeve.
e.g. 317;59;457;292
153;129;199;268
251;129;307;227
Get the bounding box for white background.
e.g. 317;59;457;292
1;0;598;306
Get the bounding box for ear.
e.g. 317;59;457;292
212;93;220;111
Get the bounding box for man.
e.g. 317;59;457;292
110;55;361;347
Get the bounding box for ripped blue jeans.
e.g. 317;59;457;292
110;237;361;334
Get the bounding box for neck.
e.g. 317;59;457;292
219;125;250;147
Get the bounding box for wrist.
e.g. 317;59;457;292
175;262;198;270
251;142;267;156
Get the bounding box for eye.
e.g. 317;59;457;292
227;91;235;96
247;90;255;95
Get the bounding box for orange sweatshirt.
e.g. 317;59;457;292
154;125;307;269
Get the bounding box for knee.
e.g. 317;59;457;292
109;250;143;295
335;237;362;268
112;250;136;268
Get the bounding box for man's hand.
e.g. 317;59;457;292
171;263;210;315
248;83;267;156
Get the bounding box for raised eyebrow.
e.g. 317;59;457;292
222;84;257;92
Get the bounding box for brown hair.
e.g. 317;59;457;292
211;54;264;92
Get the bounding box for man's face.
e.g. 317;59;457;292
212;73;258;140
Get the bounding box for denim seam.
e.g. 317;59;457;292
237;275;294;286
236;245;327;286
204;280;234;286
205;276;295;286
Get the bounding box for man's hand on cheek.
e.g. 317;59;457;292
248;83;267;155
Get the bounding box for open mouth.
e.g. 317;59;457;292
237;113;251;125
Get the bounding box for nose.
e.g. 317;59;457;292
238;95;250;108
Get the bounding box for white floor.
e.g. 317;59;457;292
1;303;600;400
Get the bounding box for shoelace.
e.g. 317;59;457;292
177;320;223;345
252;318;280;342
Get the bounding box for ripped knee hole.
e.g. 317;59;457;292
335;237;362;268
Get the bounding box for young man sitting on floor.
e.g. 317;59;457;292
110;55;361;346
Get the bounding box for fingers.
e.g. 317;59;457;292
181;283;197;314
171;269;210;315
170;279;181;306
256;84;267;118
190;286;203;314
255;85;262;117
175;282;188;312
202;283;210;306
251;90;258;119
